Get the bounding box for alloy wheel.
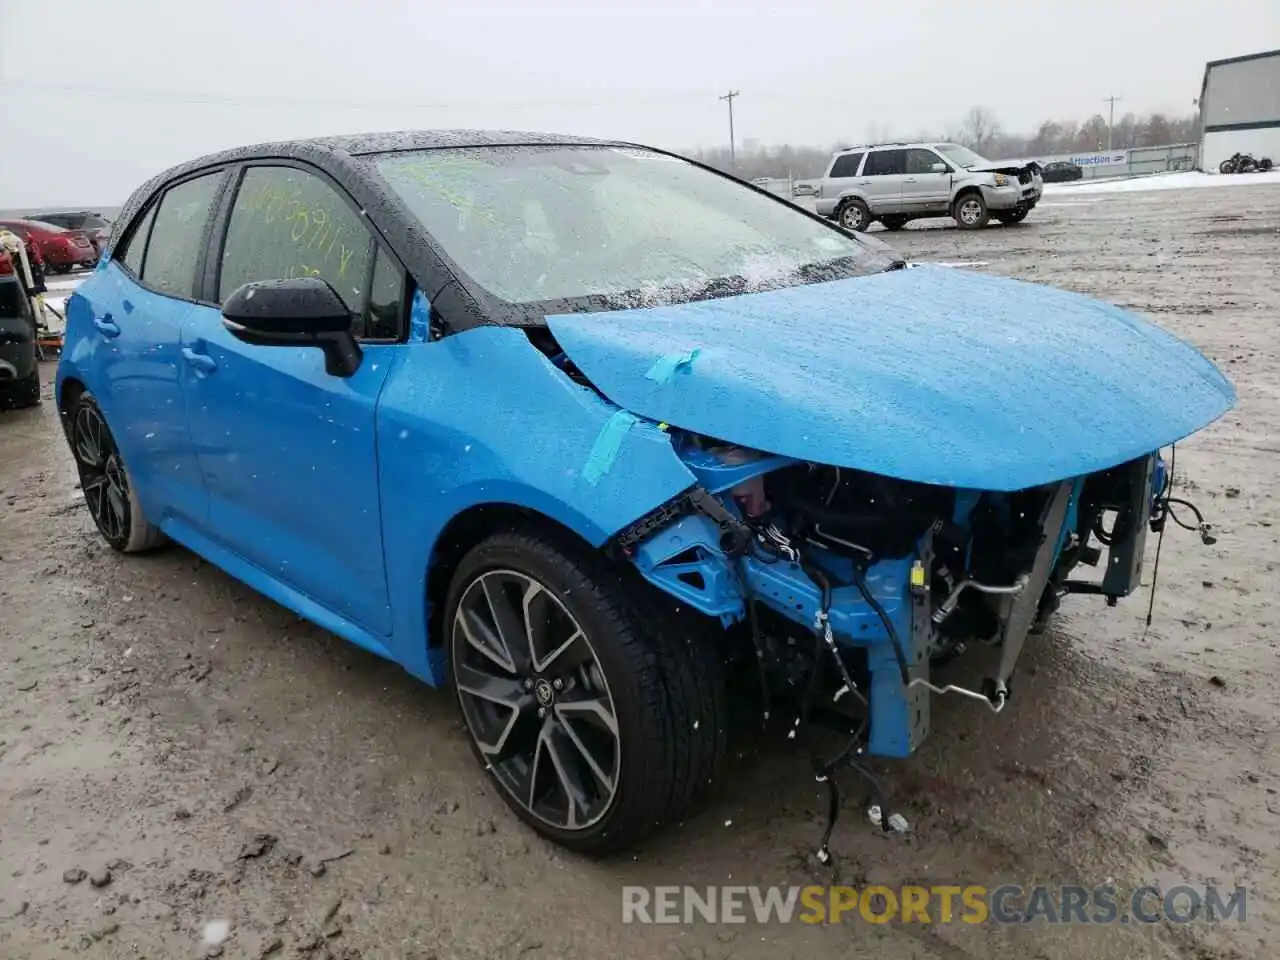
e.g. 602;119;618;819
72;403;130;543
959;199;984;226
840;204;865;230
452;569;621;831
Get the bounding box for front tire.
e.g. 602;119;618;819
68;392;167;552
837;198;871;232
445;527;726;856
953;192;990;229
1219;159;1238;174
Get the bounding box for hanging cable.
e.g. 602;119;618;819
1144;445;1175;631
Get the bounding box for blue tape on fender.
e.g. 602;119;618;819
644;348;701;384
582;411;638;486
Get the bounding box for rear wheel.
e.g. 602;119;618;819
445;527;726;856
953;192;989;230
837;198;871;232
69;392;167;552
0;366;40;411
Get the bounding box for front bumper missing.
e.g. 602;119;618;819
626;455;1190;763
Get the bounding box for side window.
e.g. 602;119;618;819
864;150;907;177
141;173;223;299
218;166;373;314
117;203;157;277
363;248;404;340
905;149;945;174
829;153;864;178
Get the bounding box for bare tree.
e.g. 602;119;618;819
1076;114;1109;151
957;106;1002;153
1140;113;1171;147
1027;120;1062;154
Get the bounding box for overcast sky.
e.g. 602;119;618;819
0;0;1275;207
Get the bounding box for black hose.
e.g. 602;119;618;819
1161;497;1207;531
800;561;833;612
851;567;911;688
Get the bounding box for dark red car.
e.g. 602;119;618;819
29;210;113;259
0;219;98;273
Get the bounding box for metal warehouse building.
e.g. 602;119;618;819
1199;48;1280;172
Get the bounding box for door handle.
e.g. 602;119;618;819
903;178;918;183
92;315;120;338
181;346;217;374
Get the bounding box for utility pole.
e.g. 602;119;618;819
720;90;739;168
1103;95;1122;151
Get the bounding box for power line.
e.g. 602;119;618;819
719;90;739;167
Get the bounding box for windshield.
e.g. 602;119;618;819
374;145;898;310
934;144;990;170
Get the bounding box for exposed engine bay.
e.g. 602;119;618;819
612;431;1215;857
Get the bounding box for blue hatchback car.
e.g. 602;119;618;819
57;130;1235;855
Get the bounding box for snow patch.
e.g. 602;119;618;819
201;920;230;947
1043;170;1280;196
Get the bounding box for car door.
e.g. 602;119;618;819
72;172;224;528
820;151;863;213
900;148;953;213
860;149;907;214
178;162;405;636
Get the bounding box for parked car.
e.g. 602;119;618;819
31;210;113;257
1041;161;1084;183
0;241;41;410
57;130;1233;855
792;180;818;198
0;219;98;273
813;141;1044;231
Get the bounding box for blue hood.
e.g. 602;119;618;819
546;265;1236;491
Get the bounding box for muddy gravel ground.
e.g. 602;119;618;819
1;183;1278;960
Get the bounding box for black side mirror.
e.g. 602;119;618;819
221;277;362;377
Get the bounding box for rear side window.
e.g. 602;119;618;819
864;150;907;176
142;173;223;299
117;204;157;277
218;166;373;313
829;153;864;178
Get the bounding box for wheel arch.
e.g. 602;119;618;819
56;375;86;443
422;500;602;660
835;189;870;209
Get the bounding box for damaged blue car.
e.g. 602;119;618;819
57;131;1235;857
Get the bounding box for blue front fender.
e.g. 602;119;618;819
375;326;697;684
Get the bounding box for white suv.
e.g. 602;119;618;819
813;142;1043;232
